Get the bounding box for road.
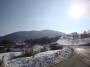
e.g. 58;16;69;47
49;46;90;67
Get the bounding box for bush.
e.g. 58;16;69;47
9;53;15;59
20;48;31;57
6;48;11;52
0;56;8;67
50;43;63;50
0;59;3;67
80;43;90;46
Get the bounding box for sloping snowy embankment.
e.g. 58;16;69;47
0;52;21;60
57;36;90;45
7;47;73;67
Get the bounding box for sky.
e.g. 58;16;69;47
0;0;90;36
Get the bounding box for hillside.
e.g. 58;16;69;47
0;30;65;41
0;36;1;38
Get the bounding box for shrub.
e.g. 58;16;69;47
1;56;8;67
80;43;90;46
21;48;32;57
9;53;15;59
50;43;63;50
6;48;11;52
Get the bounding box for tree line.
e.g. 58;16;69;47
0;36;60;52
24;36;60;46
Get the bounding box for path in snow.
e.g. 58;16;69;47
49;46;90;67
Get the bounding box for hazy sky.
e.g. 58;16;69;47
0;0;90;36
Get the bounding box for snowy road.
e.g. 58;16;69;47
74;46;90;65
49;46;90;67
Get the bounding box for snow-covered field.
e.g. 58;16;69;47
0;52;21;60
32;45;43;52
57;36;90;45
6;47;72;67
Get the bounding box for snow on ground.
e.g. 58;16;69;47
57;36;90;45
11;48;21;52
0;52;21;60
35;50;60;57
7;47;72;67
32;45;43;52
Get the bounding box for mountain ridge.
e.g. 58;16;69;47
0;30;66;41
